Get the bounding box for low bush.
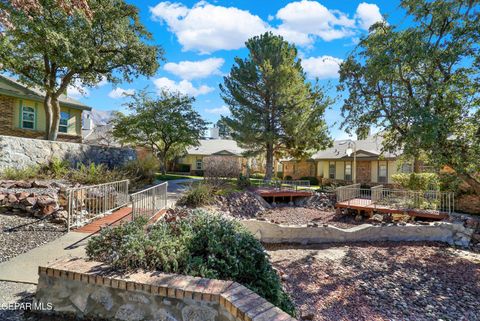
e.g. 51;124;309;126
392;173;440;191
284;175;292;180
68;163;126;185
237;174;251;189
176;184;214;207
40;158;70;179
122;155;159;189
250;172;265;179
86;210;296;316
0;165;40;180
300;176;319;185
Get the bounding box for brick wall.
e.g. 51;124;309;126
283;161;316;179
0;94;82;143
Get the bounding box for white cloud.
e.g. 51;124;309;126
150;2;268;53
108;87;135;99
67;77;108;99
301;55;343;79
274;0;356;44
153;77;214;96
164;58;224;80
205;105;230;115
355;3;383;30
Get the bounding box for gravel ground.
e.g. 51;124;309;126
258;207;362;228
268;242;480;321
0;213;66;263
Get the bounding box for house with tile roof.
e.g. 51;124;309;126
0;75;91;142
281;134;410;184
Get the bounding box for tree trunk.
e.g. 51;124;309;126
265;143;274;180
44;94;53;140
162;158;168;175
47;98;61;141
413;158;422;173
457;173;480;196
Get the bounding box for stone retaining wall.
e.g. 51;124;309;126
0;135;136;170
34;258;296;321
241;220;474;247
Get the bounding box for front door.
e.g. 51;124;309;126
356;161;371;183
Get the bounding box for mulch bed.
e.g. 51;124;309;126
257;207;363;229
268;242;480;321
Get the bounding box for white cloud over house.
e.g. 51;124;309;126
67;77;108;99
205;105;230;115
153;77;214;96
108;87;135;99
355;2;384;30
150;2;268;54
164;58;225;80
150;1;384;52
301;55;343;79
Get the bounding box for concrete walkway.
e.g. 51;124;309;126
0;232;88;284
161;178;200;207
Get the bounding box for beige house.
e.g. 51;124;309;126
0;75;91;142
176;139;247;174
282;135;410;184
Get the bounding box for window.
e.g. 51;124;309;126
59;111;69;133
196;159;202;170
345;162;352;181
379;164;388;183
400;163;413;173
21;106;35;129
329;162;335;179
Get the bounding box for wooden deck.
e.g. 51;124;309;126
336;198;449;220
75;207;167;234
254;188;314;198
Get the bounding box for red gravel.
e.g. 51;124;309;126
268;242;480;321
257;207;362;229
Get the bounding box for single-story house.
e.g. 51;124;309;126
282;135;411;184
0;75;91;142
175;139;246;174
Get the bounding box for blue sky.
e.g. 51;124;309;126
70;0;407;139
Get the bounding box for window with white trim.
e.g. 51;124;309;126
196;159;202;170
59;111;69;133
21;106;35;129
379;164;388;183
328;162;335;179
345;162;352;181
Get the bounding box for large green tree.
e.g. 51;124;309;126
0;0;161;140
220;32;332;180
111;90;208;175
338;0;480;194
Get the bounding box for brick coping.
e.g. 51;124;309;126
39;258;297;321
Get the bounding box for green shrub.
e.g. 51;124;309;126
40;158;70;178
122;155;159;189
237;174;251;189
0;165;40;180
250;172;265;179
300;176;319;185
176;184;214;207
69;163;125;185
284;175;292;180
276;171;284;179
392;173;440;191
86;210;296;316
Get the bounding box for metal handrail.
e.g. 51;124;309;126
130;182;168;221
66;179;129;230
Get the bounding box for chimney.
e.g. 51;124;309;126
209;126;220;139
83;113;94;130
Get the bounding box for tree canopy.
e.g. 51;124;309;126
338;0;480;194
220;32;332;180
0;0;161;140
111;90;208;175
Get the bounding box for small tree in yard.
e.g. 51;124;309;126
220;32;332;180
111;90;208;175
203;156;242;189
338;0;480;195
0;0;160;141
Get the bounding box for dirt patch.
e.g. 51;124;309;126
257;207;363;229
268;242;480;321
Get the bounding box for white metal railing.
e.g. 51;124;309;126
130;182;168;221
335;185;454;214
252;179;311;191
67;180;129;230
